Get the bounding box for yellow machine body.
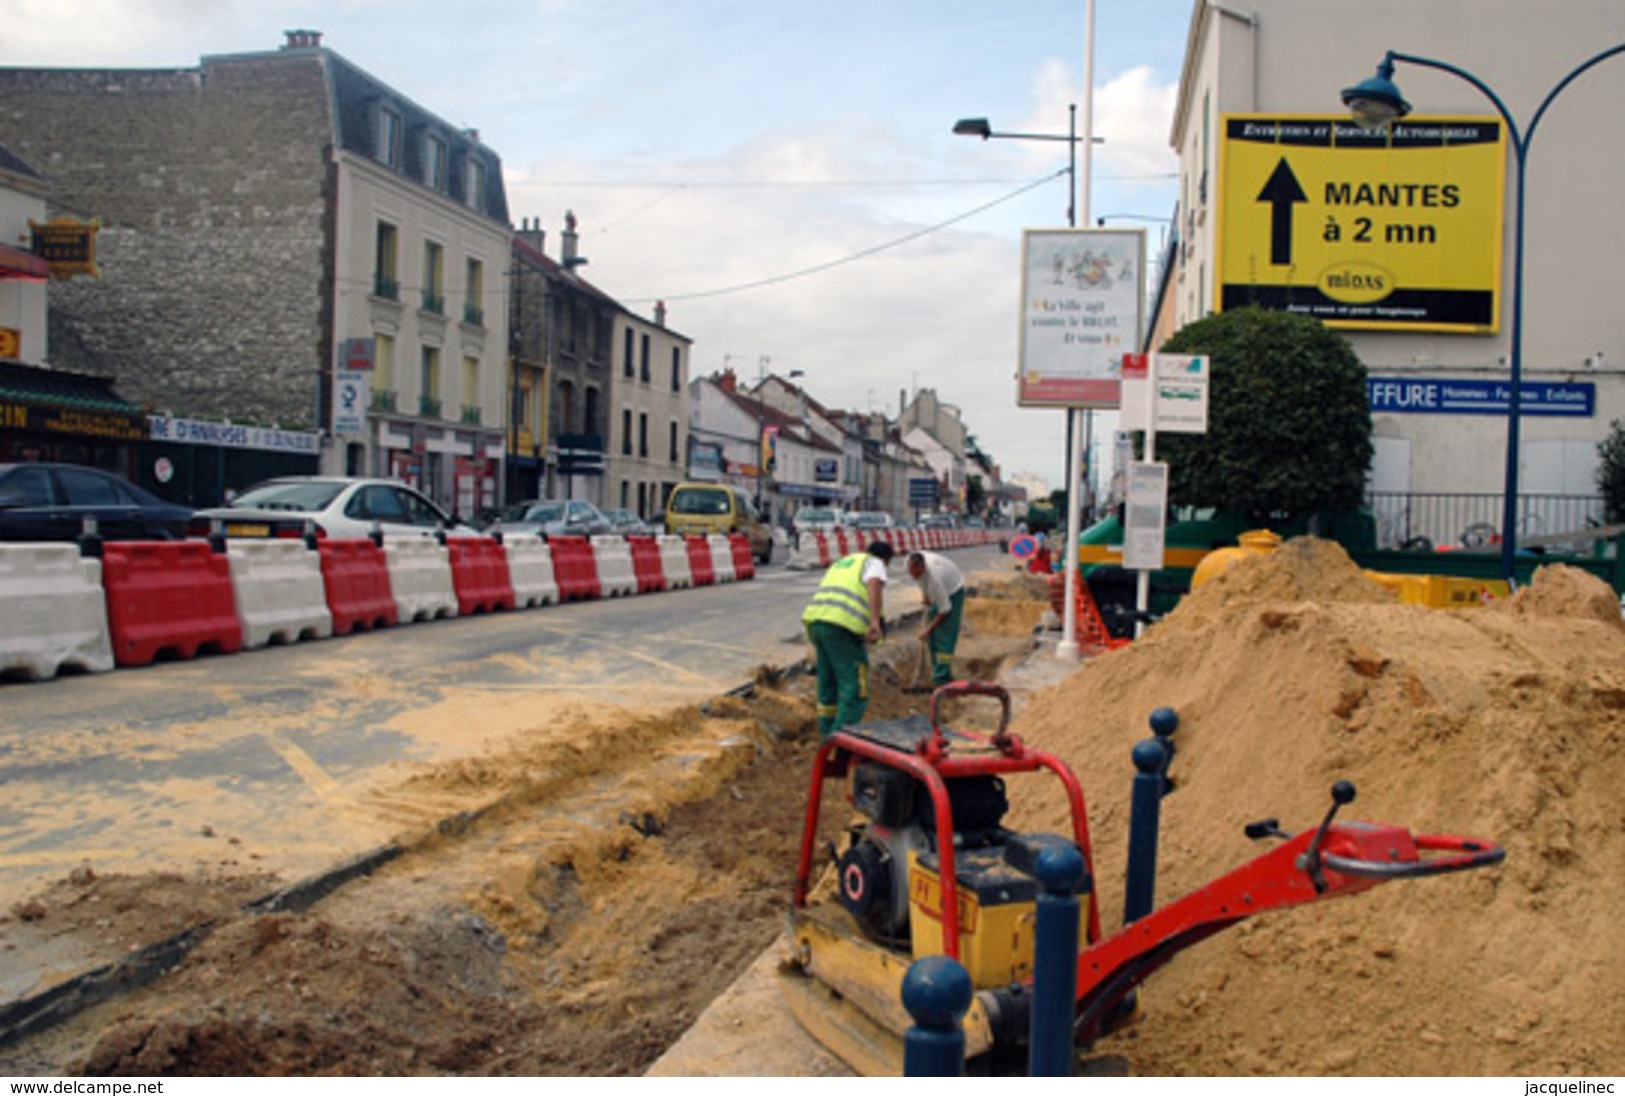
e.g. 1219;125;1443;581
906;847;1039;988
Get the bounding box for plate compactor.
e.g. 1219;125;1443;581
781;682;1505;1076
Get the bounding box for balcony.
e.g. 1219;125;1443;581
462;303;484;327
373;273;400;300
370;388;398;412
421;291;445;315
460;404;482;425
418;395;442;418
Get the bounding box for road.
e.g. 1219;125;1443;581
0;548;1001;919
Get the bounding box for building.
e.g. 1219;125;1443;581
687;369;844;524
1169;0;1625;546
897;388;969;512
605;300;691;522
0;30;512;511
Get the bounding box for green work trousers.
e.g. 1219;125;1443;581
927;588;966;686
809;620;869;739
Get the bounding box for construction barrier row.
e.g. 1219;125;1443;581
0;531;762;684
787;525;1006;570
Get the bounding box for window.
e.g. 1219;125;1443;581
374;332;396;409
420;345;441;417
638;412;648;458
620;481;630;508
464;258;484;326
0;466;53;507
583;386;599;434
426;134;449;193
623;328;635;378
461;356;479;422
639;333;651;383
621;408;633;455
378;107;403;168
422;242;444;314
637;482;646;517
670;347;682;392
669;420;678;462
374;222;399;299
558;380;575;432
58;468;127;506
465;157;488;213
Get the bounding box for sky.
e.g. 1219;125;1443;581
3;0;1194;492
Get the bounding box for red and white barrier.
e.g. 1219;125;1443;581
227;539;333;648
707;534;736;584
102;541;244;667
502;533;559;608
385;539;457;623
0;544;113;680
591;535;638;598
657;535;693;589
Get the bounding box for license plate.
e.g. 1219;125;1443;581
225;522;271;537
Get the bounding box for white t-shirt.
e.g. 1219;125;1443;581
861;556;890;587
915;552;963;616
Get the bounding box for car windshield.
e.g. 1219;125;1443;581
853;513;889;527
604;509;636;525
518;503;566;523
671;489;730;515
232;481;346;511
797;508;834;524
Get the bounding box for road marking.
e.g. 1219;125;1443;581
263;731;347;802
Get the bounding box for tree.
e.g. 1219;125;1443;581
1597;419;1625;522
1154;306;1372;518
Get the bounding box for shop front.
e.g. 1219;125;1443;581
142;415;321;507
0;361;146;475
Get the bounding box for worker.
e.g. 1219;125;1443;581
907;550;965;687
802;540;894;739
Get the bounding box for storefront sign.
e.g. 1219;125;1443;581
29;218;102;280
2;400;144;440
815;458;839;483
147;414;321;453
332;368;371;435
1366;377;1594;417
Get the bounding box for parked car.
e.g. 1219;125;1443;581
664;482;773;563
848;511;895;533
919;513;958;530
601;507;656;537
0;462;193;542
791;506;847;538
192;476;471;540
489;498;614;539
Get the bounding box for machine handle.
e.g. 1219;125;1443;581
1322;833;1506;880
928;681;1012;743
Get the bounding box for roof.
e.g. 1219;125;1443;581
0;141;47;185
713;383;843;455
0;360;144;415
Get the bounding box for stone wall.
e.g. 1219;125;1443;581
0;55;334;426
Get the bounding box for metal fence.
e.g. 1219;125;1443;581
1364;491;1609;551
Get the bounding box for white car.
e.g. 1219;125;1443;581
193;477;475;541
792;506;848;538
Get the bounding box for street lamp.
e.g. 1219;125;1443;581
1342;45;1625;585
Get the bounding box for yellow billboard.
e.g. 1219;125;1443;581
1217;114;1505;332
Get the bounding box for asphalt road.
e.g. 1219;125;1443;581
0;548;1004;919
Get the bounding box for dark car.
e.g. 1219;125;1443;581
0;462;193;542
488;499;614;538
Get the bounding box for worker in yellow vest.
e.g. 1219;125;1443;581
802;540;894;739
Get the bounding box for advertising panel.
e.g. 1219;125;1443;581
1017;227;1146;408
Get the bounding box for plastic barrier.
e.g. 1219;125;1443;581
591;535;638;598
627;535;668;594
548;535;602;601
814;533;834;567
728;533;756;582
448;536;516;615
385;538;458;623
833;529;852;557
102;541;244;667
501;533;559;608
707;534;737;584
318;538;397;634
685;535;717;586
657;535;693;589
227;539;333;649
0;544;113;680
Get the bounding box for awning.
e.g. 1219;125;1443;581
0;361;146;440
0;243;50;281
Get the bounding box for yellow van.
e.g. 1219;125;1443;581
664;482;773;563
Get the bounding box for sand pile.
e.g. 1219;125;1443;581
1008;539;1625;1076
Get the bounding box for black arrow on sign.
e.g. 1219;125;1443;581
1256;157;1307;266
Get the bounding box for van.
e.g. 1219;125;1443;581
664;482;773;563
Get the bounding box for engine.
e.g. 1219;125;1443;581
836;760;1011;943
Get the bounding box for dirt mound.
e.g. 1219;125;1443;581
964;597;1049;637
1009;542;1625;1075
966;567;1052;601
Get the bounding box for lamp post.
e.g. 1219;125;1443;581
953;108;1103;656
1342;45;1625;585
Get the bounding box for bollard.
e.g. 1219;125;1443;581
901;955;972;1077
1123;737;1169;925
1148;705;1179;770
1016;836;1086;1077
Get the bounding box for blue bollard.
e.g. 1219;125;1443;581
1123;737;1168;924
1148;705;1179;770
901;954;973;1077
1025;837;1086;1077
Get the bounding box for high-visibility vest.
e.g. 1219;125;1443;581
802;553;873;635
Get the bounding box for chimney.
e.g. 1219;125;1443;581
720;369;737;393
283;29;322;49
516;216;546;255
899;388;907;416
654;300;667;328
561;210;587;270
